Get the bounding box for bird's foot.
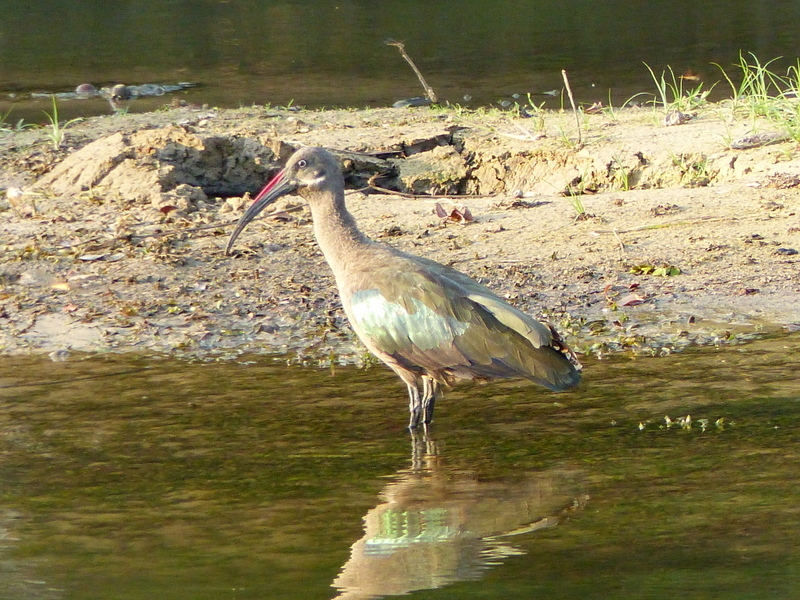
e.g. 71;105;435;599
422;399;436;425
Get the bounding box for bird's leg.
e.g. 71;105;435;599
421;376;441;425
406;382;423;429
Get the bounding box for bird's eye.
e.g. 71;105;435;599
297;159;307;168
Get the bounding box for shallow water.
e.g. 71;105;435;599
3;0;800;122
0;332;799;599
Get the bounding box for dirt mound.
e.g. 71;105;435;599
33;127;283;211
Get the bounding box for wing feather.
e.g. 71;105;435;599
344;252;580;390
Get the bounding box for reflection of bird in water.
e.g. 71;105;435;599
331;435;586;599
108;84;133;113
226;147;582;429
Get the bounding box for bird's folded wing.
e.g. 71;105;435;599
465;293;554;348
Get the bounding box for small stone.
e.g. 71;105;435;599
392;146;468;195
75;83;97;95
49;349;71;362
664;111;693;126
153;184;207;213
392;97;431;108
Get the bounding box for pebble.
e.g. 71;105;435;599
48;349;71;362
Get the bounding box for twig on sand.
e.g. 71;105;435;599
363;172;497;199
561;69;582;147
129;208;307;241
386;40;439;104
589;215;749;257
590;215;743;237
611;230;625;259
129;172;508;243
499;122;546;142
129;219;239;240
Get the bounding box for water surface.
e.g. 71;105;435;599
2;0;800;122
1;332;799;599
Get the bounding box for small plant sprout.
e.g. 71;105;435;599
610;154;632;191
524;94;547;133
558;172;590;217
43;95;82;149
0;108;31;133
567;193;586;218
602;89;619;121
0;108;13;132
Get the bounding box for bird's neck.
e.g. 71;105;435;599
308;193;371;277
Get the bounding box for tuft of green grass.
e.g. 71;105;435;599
714;52;785;117
562;175;587;215
567;194;585;217
42;95;82;149
644;63;713;114
714;52;800;141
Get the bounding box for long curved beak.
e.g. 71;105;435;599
225;170;298;255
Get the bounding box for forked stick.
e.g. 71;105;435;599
561;69;582;147
386;40;439;104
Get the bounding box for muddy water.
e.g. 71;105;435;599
3;0;800;122
0;333;799;599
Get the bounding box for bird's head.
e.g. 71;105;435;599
225;146;341;255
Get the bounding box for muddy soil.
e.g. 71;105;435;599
1;103;799;363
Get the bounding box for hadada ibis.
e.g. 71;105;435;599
226;147;581;429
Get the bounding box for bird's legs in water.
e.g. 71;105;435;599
421;376;441;425
406;383;423;429
405;376;442;429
